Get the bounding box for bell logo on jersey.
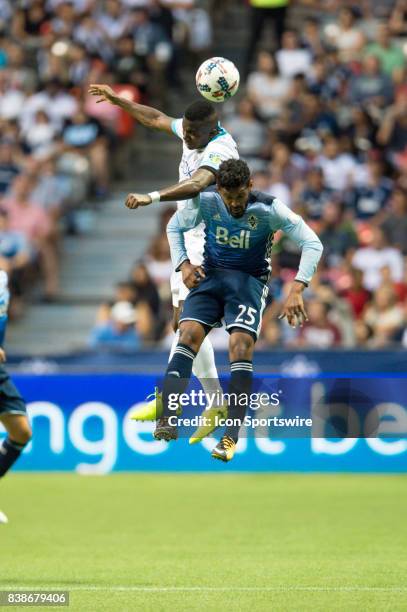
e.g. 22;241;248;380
215;226;250;248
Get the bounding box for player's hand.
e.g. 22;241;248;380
279;282;308;328
0;348;6;362
88;84;116;104
180;262;206;289
125;193;152;209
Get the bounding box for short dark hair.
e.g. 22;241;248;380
218;159;251;189
184;100;217;122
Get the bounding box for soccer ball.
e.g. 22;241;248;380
196;57;240;103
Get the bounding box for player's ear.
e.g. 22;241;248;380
248;179;254;190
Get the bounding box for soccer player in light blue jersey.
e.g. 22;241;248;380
154;159;323;461
0;271;32;522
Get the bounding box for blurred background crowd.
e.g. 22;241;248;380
0;0;406;352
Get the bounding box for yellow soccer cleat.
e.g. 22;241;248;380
211;435;236;462
130;388;163;421
189;403;228;444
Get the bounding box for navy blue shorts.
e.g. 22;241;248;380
180;268;268;340
0;367;26;416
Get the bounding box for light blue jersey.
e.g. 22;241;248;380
167;189;323;285
0;271;9;346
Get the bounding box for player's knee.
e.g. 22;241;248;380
229;333;254;362
13;423;32;446
178;325;202;351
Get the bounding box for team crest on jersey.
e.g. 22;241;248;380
208;152;222;165
248;214;258;229
213;213;221;221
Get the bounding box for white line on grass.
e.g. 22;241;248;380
1;586;406;593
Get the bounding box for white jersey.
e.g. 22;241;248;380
170;118;239;264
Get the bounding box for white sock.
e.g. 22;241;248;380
168;329;180;363
192;336;224;408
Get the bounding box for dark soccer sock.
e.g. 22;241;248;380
224;360;253;443
162;343;197;418
0;437;26;477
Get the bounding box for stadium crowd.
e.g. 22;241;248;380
0;0;210;312
0;1;406;351
93;0;407;352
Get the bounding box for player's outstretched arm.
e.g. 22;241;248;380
88;84;175;134
166;204;202;263
270;199;323;327
125;168;215;209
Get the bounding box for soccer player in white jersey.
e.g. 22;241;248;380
89;85;239;433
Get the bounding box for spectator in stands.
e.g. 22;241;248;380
0;208;30;294
62;107;110;197
307;56;340;102
258;320;282;349
95;279;154;337
68;43;91;86
276;30;312;79
98;0;131;42
129;261;161;317
352;227;404;292
364;285;404;347
267;167;292;206
346;107;377;160
377;91;407;170
345;154;393;220
339;267;371;320
348;55;394;109
324;7;365;63
296;299;342;348
316;136;357;192
74;13;111;62
300;93;339;139
301;16;325;58
224;98;264;163
381;188;407;255
1;173;59;300
364;23;405;78
246;51;290;121
319;202;358;267
297;167;335;220
21;110;58;157
21;78;77;137
90;301;141;351
144;234;172;301
112;35;145;84
0;141;20;196
276;73;309;136
269;141;304;193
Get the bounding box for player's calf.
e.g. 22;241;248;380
0;415;32;478
211;330;254;459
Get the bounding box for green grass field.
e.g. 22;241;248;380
1;474;406;611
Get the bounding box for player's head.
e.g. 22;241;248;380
182;100;219;150
217;159;252;218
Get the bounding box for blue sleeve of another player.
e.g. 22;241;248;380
0;271;10;346
166;198;203;270
270;199;323;285
171;118;183;139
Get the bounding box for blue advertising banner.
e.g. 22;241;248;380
2;374;406;473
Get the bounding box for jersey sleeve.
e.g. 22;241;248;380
199;138;239;173
0;271;9;346
170;118;183;139
270;198;323;285
166;197;203;270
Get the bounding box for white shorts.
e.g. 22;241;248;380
171;224;204;308
170;270;189;307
